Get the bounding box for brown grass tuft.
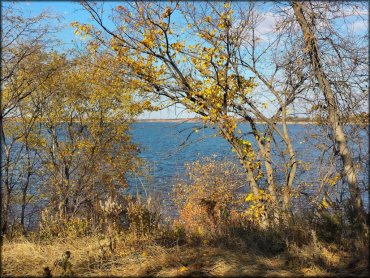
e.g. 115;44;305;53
5;235;367;277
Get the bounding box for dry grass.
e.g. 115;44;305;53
3;234;368;277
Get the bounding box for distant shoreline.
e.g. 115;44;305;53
135;119;314;124
134;118;367;125
135;118;316;123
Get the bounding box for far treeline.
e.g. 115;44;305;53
1;1;368;276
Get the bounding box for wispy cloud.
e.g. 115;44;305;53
257;12;278;35
351;20;368;32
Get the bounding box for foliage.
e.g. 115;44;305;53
70;1;334;228
1;48;153;234
172;158;246;237
39;208;92;240
125;195;163;238
243;189;274;224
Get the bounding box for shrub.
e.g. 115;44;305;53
314;210;343;243
39;208;91;240
123;195;163;239
172;157;246;237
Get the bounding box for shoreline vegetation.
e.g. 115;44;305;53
3;158;369;277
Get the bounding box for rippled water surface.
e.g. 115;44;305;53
128;122;368;209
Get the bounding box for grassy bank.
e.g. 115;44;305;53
3;224;368;277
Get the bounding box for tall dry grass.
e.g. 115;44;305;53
3;233;368;277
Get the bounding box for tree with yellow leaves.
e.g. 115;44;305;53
73;1;303;226
1;3;63;234
1;42;154;234
32;51;154;226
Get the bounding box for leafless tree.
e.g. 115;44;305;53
289;1;367;227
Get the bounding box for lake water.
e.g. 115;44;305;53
3;121;368;228
128;122;369;209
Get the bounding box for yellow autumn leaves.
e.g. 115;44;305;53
244;190;272;222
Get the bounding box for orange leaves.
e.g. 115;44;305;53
161;6;171;18
198;30;216;40
171;42;184;52
178;266;189;273
172;158;246;236
116;5;127;12
320;196;330;209
70;21;78;28
86;41;100;54
220;115;237;135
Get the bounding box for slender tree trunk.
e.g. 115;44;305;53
218;123;273;228
20;197;26;233
0;118;3;249
262;140;278;203
21;142;32;233
2;185;10;235
231;140;260;196
243;119;286;224
260;138;285;225
292;1;365;226
281;106;296;214
20;173;31;234
2;147;12;235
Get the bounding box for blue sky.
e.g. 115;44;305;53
8;1;193;118
10;2;107;49
6;1;368;119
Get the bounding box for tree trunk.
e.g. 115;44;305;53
21;173;31;234
21;142;32;233
2;147;12;235
292;1;366;226
281;106;296;215
218;124;260;194
2;187;10;235
218;123;272;228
